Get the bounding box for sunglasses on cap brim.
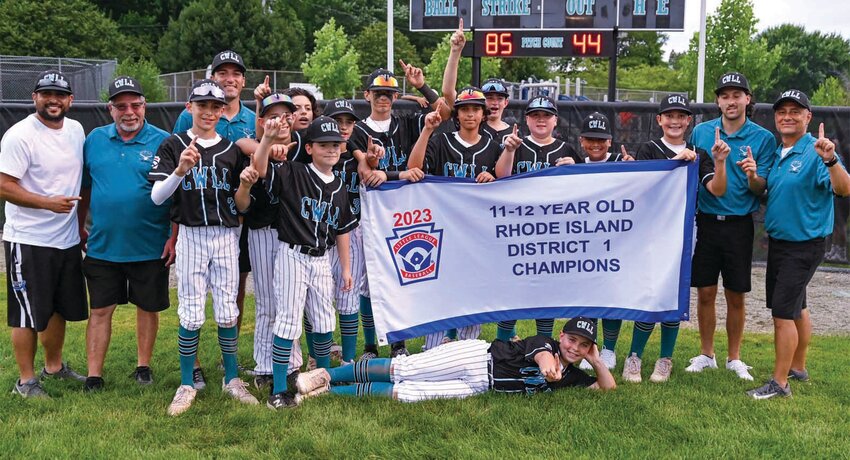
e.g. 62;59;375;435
482;81;508;93
370;75;399;89
37;77;70;89
456;90;486;102
527;98;556;110
192;85;225;99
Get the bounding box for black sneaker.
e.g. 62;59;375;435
358;345;379;361
40;362;86;382
746;379;792;400
84;376;104;392
788;368;810;382
132;366;153;385
254;374;273;390
286;370;300;392
267;391;298;409
192;367;207;391
390;341;410;358
12;378;49;399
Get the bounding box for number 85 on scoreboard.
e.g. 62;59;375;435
471;30;615;58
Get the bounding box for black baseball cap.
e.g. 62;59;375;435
773;89;810;111
366;68;400;92
211;50;246;74
306;116;345;143
715;72;751;95
525;96;558;116
454;86;486;107
260;93;296;116
108;76;143;100
562;317;597;345
658;93;692;115
481;78;509;97
34;70;72;94
188;79;226;104
323;98;360;120
580;112;612;139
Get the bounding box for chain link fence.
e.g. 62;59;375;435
0;55;116;102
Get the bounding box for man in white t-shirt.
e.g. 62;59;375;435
0;70;88;399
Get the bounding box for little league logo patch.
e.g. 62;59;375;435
790;160;803;173
386;223;444;286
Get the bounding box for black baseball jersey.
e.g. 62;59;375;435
481;122;514;147
424;132;501;178
348;114;426;173
511;138;582;175
581;151;628;163
148;133;246;227
333;149;361;221
489;336;597;394
635;139;716;188
244;159;281;229
287;130;310;164
265;161;357;249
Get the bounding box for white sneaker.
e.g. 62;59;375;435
330;343;343;361
167;385;198;416
578;359;593;371
222;377;260;405
296;368;331;394
622;353;642;383
294;383;330;405
685;354;717;373
600;348;617;370
650;357;673;383
726;359;754;381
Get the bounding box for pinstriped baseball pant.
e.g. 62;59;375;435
273;243;336;340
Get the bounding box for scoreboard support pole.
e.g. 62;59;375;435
471;27;481;87
607;27;619;102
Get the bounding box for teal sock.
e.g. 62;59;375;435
218;325;238;383
630;321;655;358
339;313;359;362
535;319;555;337
659;321;680;358
272;335;293;394
304;316;316;359
312;331;333;369
496;321;516;341
360;296;376;347
602;319;623;351
446;329;457;340
330;382;394;397
327;358;392;383
178;326;200;386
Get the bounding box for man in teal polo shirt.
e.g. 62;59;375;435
738;90;850;399
686;72;777;380
79;76;174;391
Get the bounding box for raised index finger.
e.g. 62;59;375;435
458;17;464;31
819;122;825;139
715;127;720;143
512;123;518;136
263;75;269;87
398;59;408;71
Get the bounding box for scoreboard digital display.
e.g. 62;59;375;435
471;30;614;58
411;0;685;31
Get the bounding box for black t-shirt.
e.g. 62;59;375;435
489;336;597;394
511;138;583;174
635;138;716;189
424;132;501;178
148;133;246;227
348;114;426;173
265;161;357;248
333;149;361;221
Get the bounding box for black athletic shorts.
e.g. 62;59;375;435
765;237;825;320
239;225;251;273
691;213;754;292
82;256;170;312
5;241;88;332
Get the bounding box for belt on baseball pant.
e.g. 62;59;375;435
697;213;751;222
289;243;326;257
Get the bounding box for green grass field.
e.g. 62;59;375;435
1;285;848;458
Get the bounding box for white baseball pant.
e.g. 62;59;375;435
175;224;239;331
330;226;365;315
272;243;336;340
392;339;491;402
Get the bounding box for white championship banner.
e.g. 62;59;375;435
361;160;698;344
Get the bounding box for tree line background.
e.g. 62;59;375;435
1;0;849;104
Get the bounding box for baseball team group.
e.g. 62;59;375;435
3;28;849;415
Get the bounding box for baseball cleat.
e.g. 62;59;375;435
649;357;673;383
600;348;617;370
40;362;86;382
296;368;331;395
330;343;343;361
726;359;754;381
746;379;791;400
358;351;378;361
167;385;197;416
267;391;298;410
307;356;317;371
390;346;410;358
192;367;207;390
222;377;259;405
622;353;642;383
253;374;273;390
685;354;717;373
294;384;330;405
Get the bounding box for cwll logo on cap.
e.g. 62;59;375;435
219;51;241;62
114;78;135;88
335;100;351;109
781;90;801;99
320;122;340;134
722;74;742;84
668;95;686;105
588;119;607;130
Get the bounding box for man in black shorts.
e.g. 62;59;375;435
79;76;174;391
0;71;88;398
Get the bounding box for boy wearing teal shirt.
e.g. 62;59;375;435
686;72;777;381
739;90;850;399
79;76;174;391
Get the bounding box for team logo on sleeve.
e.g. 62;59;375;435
386;223;444;286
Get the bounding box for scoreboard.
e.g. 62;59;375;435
411;0;684;32
472;30;614;58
